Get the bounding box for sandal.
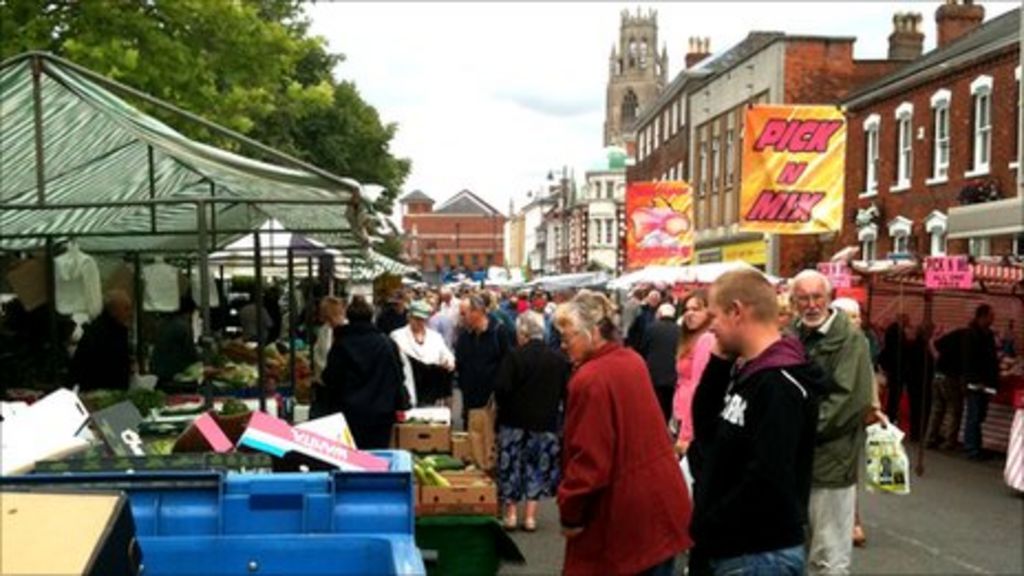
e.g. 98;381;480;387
853;524;867;548
523;518;537;532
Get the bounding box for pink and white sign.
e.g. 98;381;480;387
817;261;852;289
239;411;389;472
925;256;973;290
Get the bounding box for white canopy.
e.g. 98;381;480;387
608;262;781;291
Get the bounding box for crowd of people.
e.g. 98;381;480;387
57;267;1012;575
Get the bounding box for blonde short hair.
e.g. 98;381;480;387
554;290;618;341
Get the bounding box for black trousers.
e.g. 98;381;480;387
655;386;674;424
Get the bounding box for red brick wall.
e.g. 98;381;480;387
628;129;688;183
401;213;506;271
785;41;906;104
841;45;1019;257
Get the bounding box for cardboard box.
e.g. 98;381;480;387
238;411;388;472
451;432;472;462
1;491;141;576
417;470;499;517
394;422;451;454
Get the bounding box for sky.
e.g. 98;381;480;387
305;1;1017;216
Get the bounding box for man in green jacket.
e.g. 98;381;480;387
792;270;874;576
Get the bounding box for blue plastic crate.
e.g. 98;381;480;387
1;450;425;575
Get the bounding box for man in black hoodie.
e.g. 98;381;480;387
689;269;826;576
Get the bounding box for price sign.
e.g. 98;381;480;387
924;256;973;290
817;261;852;289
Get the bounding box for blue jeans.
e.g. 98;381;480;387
963;390;990;457
710;545;805;576
638;555;676;576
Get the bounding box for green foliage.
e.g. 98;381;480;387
1;0;410;211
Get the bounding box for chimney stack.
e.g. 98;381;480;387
686;37;711;69
888;12;924;61
935;0;984;49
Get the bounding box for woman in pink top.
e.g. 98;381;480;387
673;290;714;455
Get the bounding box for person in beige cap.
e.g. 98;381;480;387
391;300;455;407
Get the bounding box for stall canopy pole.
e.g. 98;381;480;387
306;256;316;377
917;289;934;477
133;252;144;372
208;181;217;252
255;230;267;414
31;55;46;205
147;146;157;233
287;248;297;391
195;200;212;334
44;238;58;380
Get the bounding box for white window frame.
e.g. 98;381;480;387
646;126;653;157
862;114;881;197
605;218;614;246
670;104;678;136
967;75;993;177
969;237;991;257
639;128;647;160
925;211;948;256
894;103;913;192
726;114;736;185
653;121;660;151
858;224;878;262
888;216;912;255
928;89;952;185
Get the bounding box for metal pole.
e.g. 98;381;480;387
133;252;145;372
287;248;297;391
208;181;217;252
31;55;46;205
255;230;267;414
196;201;212;334
44;238;58;381
306;256;315;376
916;290;934;477
1019;0;1023;198
147;146;157;232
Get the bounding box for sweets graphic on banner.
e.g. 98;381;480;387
740;105;846;234
625;181;694;269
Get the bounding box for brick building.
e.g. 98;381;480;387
841;4;1023;262
400;189;506;282
625;21;911;276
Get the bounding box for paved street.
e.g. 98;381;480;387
499;446;1023;575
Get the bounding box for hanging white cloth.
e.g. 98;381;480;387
54;243;103;319
143;257;181;312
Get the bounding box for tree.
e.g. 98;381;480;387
1;0;410;211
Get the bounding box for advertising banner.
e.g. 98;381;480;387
817;261;853;289
626;181;694;268
740;105;846;234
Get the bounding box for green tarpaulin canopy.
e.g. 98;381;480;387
0;52;370;255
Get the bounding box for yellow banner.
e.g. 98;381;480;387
739;105;845;234
722;239;767;265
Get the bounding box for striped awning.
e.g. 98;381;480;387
343;251;417;282
0;53;370;255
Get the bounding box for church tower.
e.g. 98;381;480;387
604;6;668;148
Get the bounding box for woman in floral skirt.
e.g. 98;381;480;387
494;310;570;531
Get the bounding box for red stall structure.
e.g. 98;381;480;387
848;258;1024;474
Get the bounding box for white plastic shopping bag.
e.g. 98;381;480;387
865;422;911;495
679;455;694;495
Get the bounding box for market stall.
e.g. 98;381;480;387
0;53;382;416
607;261;782;291
849;257;1024;472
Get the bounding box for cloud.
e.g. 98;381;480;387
304;1;1016;218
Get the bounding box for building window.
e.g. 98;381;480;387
605;218;613;245
725;126;735;185
622;89;639;127
646;126;653;157
1015;234;1024;256
859;224;878;262
925;211;948;256
663;110;670;142
863;114;880;195
699;138;708;197
671;102;678;136
930;90;951;182
970;75;993;175
969;237;990;257
895;103;913;190
888;216;912;256
653;119;660;150
711;136;721;193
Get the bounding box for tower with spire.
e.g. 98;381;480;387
604;6;668;148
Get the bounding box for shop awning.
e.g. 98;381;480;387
947;196;1024;239
0;53;370;254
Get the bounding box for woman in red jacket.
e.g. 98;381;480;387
554;290;692;576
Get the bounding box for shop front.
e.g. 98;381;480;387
696;237;768;268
